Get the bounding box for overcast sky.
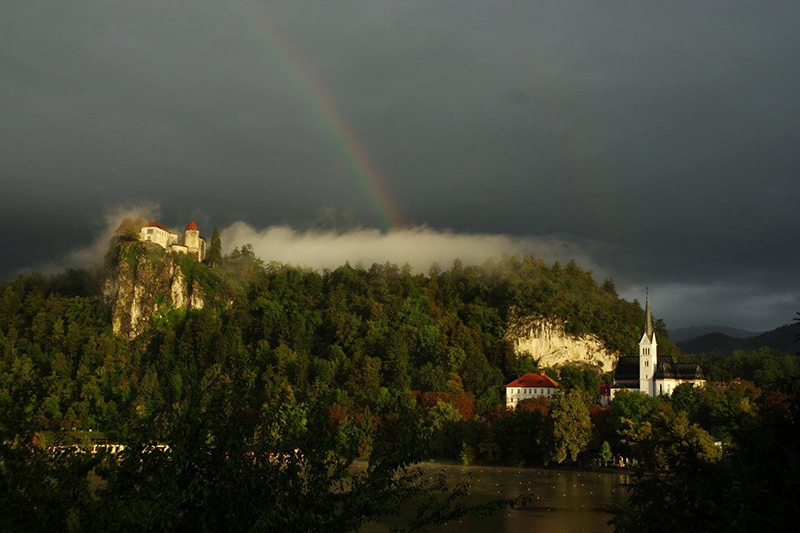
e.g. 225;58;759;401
1;1;798;331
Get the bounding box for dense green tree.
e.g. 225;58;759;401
602;278;618;296
543;389;592;464
205;227;222;268
558;363;602;397
618;410;721;470
610;381;800;533
599;441;613;462
607;390;662;454
694;347;799;387
669;383;703;417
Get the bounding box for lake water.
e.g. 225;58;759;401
362;462;630;533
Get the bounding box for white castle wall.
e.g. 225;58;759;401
139;223;205;262
140;226;177;249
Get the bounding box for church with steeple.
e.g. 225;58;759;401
610;290;705;399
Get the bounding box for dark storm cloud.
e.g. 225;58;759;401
1;1;798;330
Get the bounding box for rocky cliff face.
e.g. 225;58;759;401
506;315;620;370
103;242;205;339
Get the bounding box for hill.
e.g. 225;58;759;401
669;325;763;343
0;237;668;433
677;323;800;355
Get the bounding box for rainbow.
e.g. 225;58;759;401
228;1;405;230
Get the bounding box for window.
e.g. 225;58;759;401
146;228;153;235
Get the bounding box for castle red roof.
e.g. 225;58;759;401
146;220;177;235
186;220;199;231
505;372;559;389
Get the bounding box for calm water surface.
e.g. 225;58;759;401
362;463;630;533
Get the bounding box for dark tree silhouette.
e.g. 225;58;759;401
206;227;222;268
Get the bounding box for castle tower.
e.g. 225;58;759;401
639;288;658;396
184;220;203;261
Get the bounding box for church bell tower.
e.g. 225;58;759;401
639;289;658;396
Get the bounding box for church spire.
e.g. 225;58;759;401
644;287;654;340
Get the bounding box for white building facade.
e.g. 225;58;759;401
140;222;178;249
505;371;559;409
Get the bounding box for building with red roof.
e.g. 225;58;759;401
145;220;177;235
505;371;559;409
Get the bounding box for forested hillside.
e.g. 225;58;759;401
3;237;799;530
0;236;663;434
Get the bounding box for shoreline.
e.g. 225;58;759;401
355;458;633;477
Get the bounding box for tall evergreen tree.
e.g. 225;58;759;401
206;228;222;268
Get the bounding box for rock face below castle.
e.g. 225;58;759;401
103;241;205;339
506;315;620;370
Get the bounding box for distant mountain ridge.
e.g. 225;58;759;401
669;325;764;343
676;323;800;355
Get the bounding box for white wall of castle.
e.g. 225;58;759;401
140;227;177;249
169;244;189;254
140;225;205;261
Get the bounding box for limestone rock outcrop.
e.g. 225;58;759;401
103;242;205;339
506;315;620;370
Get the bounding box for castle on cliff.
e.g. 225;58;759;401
140;220;206;261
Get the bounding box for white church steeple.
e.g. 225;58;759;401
639;288;658;396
